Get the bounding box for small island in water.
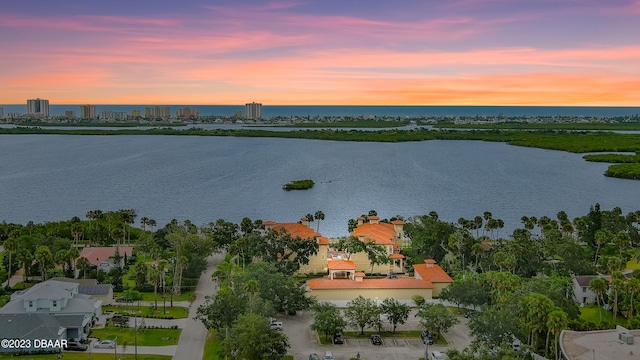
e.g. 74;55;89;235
283;179;314;191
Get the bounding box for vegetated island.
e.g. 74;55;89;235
283;179;314;191
433;121;640;130
4;126;640;180
583;152;640;180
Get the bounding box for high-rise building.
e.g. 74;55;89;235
26;98;50;117
233;110;243;118
245;102;262;119
176;107;199;118
80;105;97;119
65;110;76;118
0;107;4;118
144;106;171;119
132;110;141;118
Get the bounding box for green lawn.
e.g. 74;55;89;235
0;354;171;360
103;305;189;319
203;330;222;360
114;290;195;302
580;304;628;326
626;259;640;270
90;324;181;346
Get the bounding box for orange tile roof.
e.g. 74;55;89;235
307;278;434;290
328;260;356;270
389;253;405;259
318;237;329;245
79;246;133;266
270;223;317;239
391;220;406;225
351;223;397;246
413;261;454;283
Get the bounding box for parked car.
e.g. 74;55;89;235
111;314;130;327
430;350;445;360
324;351;334;360
64;341;88;351
421;329;434;345
333;333;344;344
94;340;116;349
464;311;477;318
269;317;283;331
309;354;320;360
370;334;382;345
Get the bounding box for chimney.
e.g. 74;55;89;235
425;259;436;268
355;272;365;282
300;217;309;227
357;217;364;226
369;216;380;224
392;220;405;237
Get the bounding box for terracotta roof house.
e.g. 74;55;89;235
307;258;451;303
78;246;133;274
413;259;454;297
349;216;408;274
263;219;330;275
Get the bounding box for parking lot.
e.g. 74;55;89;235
282;310;471;360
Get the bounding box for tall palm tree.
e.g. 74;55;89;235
610;271;626;318
4;237;19;288
67;247;80;273
35;246;53;282
54;249;69;274
314;211;325;232
593;229;611;265
76;257;91;279
627;277;640;318
140;217;149;231
547;309;568;360
71;223;84;245
589;277;608;323
305;214;314;228
16;249;33;287
148;266;162;309
148;219;157;232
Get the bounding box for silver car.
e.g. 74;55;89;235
94;339;116;349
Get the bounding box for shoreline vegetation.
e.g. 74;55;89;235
283;179;314;190
3;126;640;180
433;121;640;130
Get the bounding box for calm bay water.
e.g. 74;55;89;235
1;134;638;238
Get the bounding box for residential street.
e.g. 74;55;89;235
173;252;224;360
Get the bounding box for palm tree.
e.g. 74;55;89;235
610;271;625;318
4;237;19;288
627;277;640;318
16;249;33;287
76;257;91;279
140;217;149;231
54;249;69;274
589;277;608;323
67;247;80;273
71;223;84;245
314;211;325;232
305;213;314;228
148;219;157;232
35;246;53;282
148;266;162;309
547;309;568;360
593;229;611;265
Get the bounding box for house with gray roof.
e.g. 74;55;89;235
0;280;101;343
0;314;68;354
570;275;600;305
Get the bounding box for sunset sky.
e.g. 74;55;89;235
1;0;639;105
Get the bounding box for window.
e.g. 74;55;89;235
52;300;57;307
321;254;326;260
582;287;587;293
28;301;34;307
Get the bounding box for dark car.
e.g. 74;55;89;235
309;354;320;360
370;334;382;345
333;333;344;344
464;311;477;318
421;330;434;345
64;341;88;351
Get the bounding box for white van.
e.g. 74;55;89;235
430;350;445;360
324;351;334;360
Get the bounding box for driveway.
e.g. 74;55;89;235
173;252;225;360
283;310;472;360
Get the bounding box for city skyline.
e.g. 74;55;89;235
1;1;639;106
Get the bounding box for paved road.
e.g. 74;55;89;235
173;252;224;360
